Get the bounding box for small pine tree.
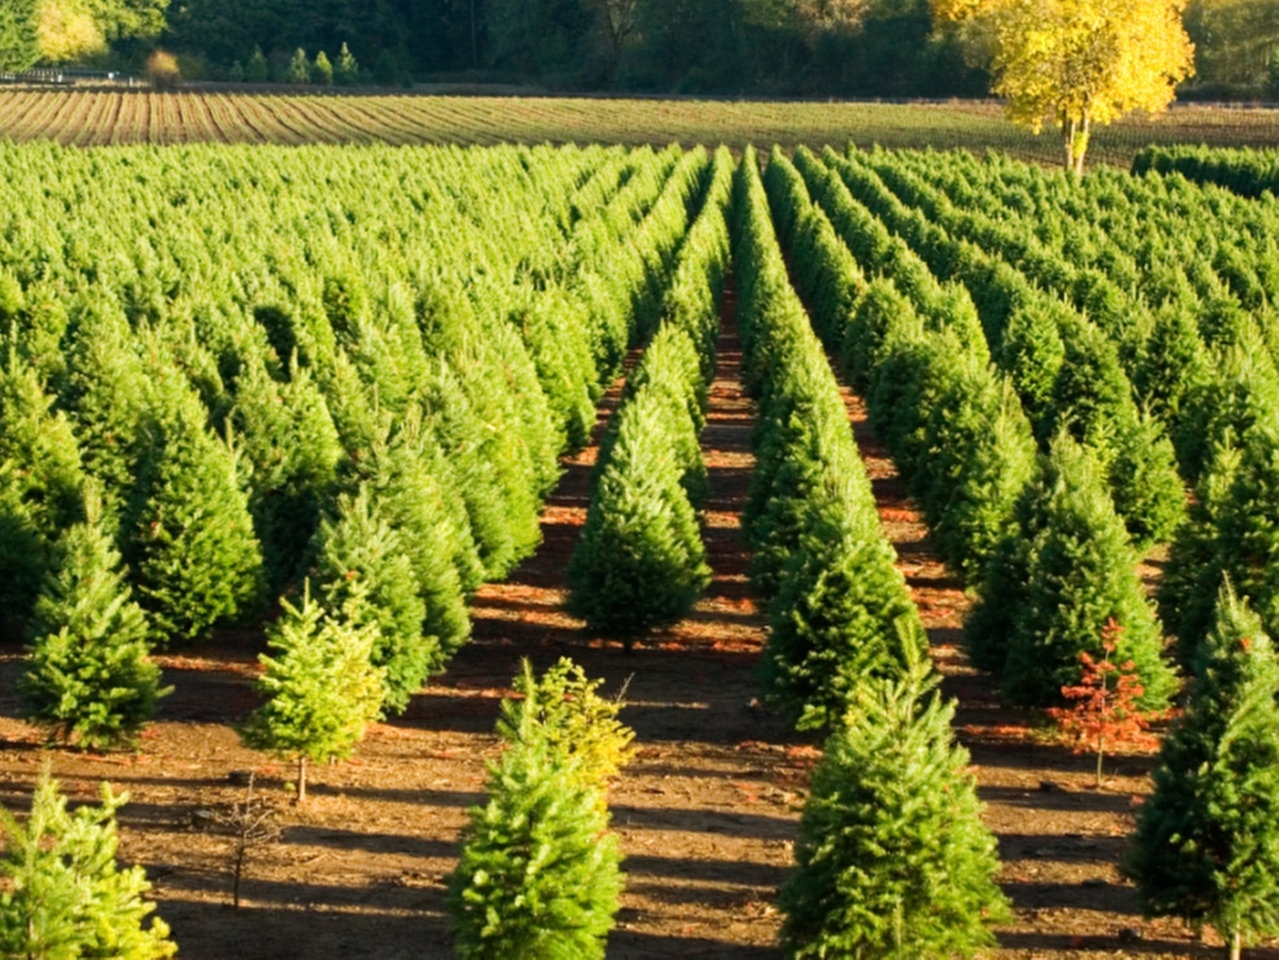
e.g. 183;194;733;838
245;45;269;83
312;50;333;85
373;49;402;87
762;475;925;732
0;766;177;959
22;494;168;750
127;369;265;643
447;677;623;959
241;582;384;802
1126;585;1279;960
286;48;311;85
312;487;433;716
334;43;359;85
778;659;1010;958
566;392;710;644
227;60;245;82
972;434;1176;709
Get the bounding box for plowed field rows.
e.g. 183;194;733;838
4;90;1279;164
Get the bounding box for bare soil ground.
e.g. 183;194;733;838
0;280;1268;958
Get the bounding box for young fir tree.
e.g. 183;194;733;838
566;391;710;645
762;469;926;732
1212;418;1279;643
21;493;168;750
230;354;342;594
1126;585;1279;960
126;366;264;643
334;43;359;85
0;767;177;959
969;434;1176;709
778;657;1010;959
447;668;624;960
311;486;433;715
241;582;384;802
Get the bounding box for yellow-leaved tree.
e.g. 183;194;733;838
935;0;1195;173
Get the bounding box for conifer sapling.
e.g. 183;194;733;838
242;581;384;802
22;491;170;750
0;764;176;959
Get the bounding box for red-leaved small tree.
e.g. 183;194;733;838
1048;619;1162;787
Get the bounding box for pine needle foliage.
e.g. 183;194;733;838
312;486;433;715
447;663;625;960
0;766;177;959
1126;585;1279;959
968;433;1175;709
497;658;635;800
566;390;710;642
242;582;384;801
779;658;1010;959
22;494;168;750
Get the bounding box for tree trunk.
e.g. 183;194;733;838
1061;111;1076;172
297;755;307;803
1073;110;1092;177
1230;929;1241;960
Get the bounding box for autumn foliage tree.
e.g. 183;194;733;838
934;0;1195;173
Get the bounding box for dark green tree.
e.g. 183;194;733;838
312;486;433;715
334;42;359;85
242;582;384;802
762;471;925;732
246;45;268;82
969;434;1176;709
1126;585;1279;960
778;659;1010;958
127;368;264;643
447;675;624;960
0;766;176;959
566;391;710;645
22;494;168;750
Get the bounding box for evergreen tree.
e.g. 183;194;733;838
312;50;334;85
1126;585;1279;960
447;681;623;959
312;487;433;716
230;355;342;593
969;434;1176;709
22;494;168;750
566;391;710;644
762;471;925;732
0;767;176;959
126;366;264;643
1212;418;1279;643
287;48;311;84
779;659;1010;958
245;46;268;83
0;463;44;626
334;43;359;85
242;582;384;802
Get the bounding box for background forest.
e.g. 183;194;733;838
7;0;1279;97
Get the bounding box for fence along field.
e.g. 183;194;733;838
5;90;1279;164
4;135;1279;955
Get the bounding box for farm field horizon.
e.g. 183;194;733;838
3;90;1279;165
2;124;1279;959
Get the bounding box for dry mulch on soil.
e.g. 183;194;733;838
0;279;1265;958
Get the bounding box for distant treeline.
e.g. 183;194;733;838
139;0;989;96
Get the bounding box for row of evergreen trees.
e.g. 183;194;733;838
827;148;1186;552
735;147;1009;956
774;147;1175;711
873;148;1279;685
734;146;925;731
0;142;699;750
566;146;736;643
